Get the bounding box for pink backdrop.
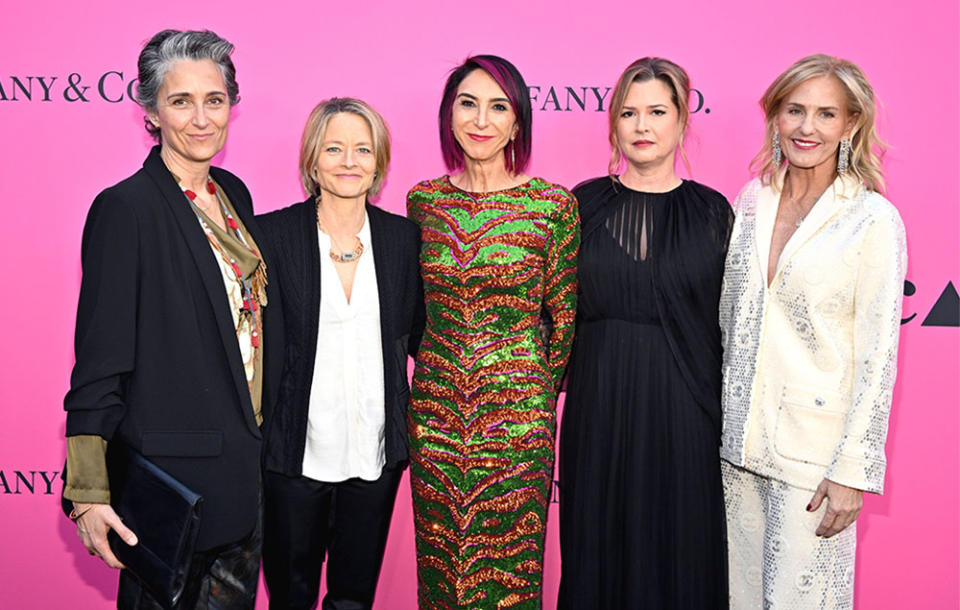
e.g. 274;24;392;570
1;1;957;607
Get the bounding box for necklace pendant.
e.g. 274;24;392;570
328;240;364;264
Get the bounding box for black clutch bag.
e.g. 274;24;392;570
107;442;203;609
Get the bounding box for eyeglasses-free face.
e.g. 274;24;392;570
777;75;857;172
148;59;231;171
451;69;519;167
615;78;683;174
313;112;378;204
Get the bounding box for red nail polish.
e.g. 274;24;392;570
806;503;813;511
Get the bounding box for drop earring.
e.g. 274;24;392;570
837;137;851;174
772;131;782;167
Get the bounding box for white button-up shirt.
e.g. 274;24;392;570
302;213;386;482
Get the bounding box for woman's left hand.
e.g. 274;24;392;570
807;478;863;538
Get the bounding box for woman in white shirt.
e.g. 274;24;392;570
720;55;906;609
256;98;424;610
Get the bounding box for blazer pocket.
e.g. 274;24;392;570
140;431;224;457
774;385;847;466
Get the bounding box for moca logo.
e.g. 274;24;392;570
528;85;711;114
0;469;61;495
0;72;137;103
902;280;959;326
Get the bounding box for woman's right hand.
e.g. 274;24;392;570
73;502;138;569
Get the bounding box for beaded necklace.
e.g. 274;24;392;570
183;178;262;348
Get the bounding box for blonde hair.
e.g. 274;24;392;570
607;57;691;175
751;54;886;192
299;97;391;197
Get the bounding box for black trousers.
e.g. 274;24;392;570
117;495;262;610
262;466;403;610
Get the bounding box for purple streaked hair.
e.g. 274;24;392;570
438;55;532;175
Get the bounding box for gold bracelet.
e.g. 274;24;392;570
68;505;94;522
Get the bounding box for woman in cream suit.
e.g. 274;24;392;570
719;54;906;609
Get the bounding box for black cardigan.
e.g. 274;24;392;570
63;146;283;550
256;198;424;476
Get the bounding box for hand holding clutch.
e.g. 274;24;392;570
73;502;139;569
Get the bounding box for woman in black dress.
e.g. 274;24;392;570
558;57;733;609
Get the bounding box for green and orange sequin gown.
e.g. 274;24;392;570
406;175;579;609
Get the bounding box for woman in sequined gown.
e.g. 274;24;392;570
558;58;733;609
406;55;579;609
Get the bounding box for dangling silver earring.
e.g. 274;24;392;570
510;141;516;170
837;137;851;174
772;131;783;167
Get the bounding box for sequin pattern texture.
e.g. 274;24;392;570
722;460;856;609
407;176;579;609
719;177;906;495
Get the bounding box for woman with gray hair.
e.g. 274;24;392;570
62;29;280;609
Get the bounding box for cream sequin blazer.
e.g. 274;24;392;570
719;174;907;494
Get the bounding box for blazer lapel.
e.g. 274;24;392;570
305;199;322;359
753;181;779;287
212;171;267;435
367;206;394;340
235;191;283;422
143;148;260;435
776;175;850;278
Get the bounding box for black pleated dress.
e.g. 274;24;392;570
558;177;733;609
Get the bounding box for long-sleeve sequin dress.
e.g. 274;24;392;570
406;175;579;609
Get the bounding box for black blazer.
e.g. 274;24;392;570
256;198;424;476
63;146;282;550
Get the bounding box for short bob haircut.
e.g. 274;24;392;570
135;29;240;141
607;57;692;176
438;55;532;175
299;97;391;198
752;54;886;192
